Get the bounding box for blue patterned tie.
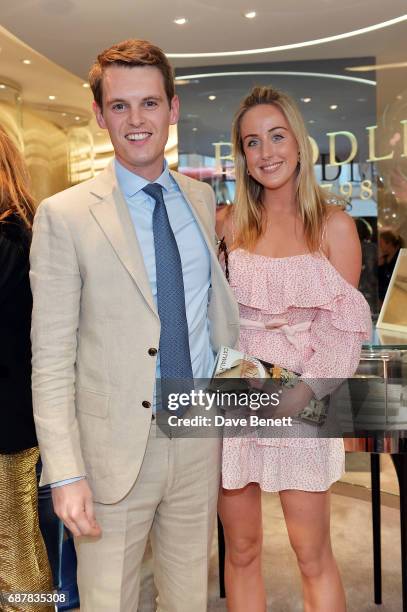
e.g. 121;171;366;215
142;184;193;405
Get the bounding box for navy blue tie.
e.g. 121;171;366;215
142;184;193;399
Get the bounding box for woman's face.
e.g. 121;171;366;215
240;104;299;191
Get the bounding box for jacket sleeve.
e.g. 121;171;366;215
30;200;86;485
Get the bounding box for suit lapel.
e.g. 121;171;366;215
89;165;157;317
171;171;232;296
170;171;215;251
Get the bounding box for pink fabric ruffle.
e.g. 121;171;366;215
229;249;371;338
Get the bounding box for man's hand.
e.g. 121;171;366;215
51;479;102;538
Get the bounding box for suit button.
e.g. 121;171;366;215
148;348;157;356
142;400;151;409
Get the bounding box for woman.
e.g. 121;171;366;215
0;126;53;611
217;87;371;612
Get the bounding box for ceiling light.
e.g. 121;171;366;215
192;127;198;131
166;15;407;58
0;84;6;89
301;97;311;103
308;119;315;124
82;83;90;88
208;95;216;101
48;95;56;100
357;97;367;102
244;11;257;19
346;61;407;72
61;112;67;117
330;104;338;110
174;17;188;25
75;116;81;121
175;71;376;87
22;59;31;65
396;94;403;100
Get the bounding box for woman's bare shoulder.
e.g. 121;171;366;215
326;206;356;235
324;207;361;286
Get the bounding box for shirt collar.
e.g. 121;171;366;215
114;158;173;199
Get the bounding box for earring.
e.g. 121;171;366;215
247;167;251;175
297;152;301;164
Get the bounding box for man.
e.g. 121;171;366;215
30;39;239;611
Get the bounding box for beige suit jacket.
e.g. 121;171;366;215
30;162;239;503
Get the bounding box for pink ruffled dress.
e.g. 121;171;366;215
222;248;372;492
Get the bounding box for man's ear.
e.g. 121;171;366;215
93;101;106;129
169;95;180;126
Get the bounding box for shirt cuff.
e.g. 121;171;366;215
50;476;86;488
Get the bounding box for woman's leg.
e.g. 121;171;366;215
218;483;266;612
279;489;346;612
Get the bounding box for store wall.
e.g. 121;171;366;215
23;109;69;201
0;94;69;202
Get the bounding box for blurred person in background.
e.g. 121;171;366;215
0;125;54;611
355;217;378;314
378;228;404;302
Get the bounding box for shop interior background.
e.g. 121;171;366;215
0;4;406;607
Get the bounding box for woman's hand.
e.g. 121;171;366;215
272;382;315;418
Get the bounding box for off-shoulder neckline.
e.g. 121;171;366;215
230;247;359;293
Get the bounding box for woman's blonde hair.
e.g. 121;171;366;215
231;86;333;251
0;125;35;229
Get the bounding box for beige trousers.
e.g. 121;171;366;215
75;425;221;611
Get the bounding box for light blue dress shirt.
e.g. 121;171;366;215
51;159;214;487
115;158;215;381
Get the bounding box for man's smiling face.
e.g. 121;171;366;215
93;64;179;181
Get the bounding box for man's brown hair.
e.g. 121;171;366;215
89;39;175;109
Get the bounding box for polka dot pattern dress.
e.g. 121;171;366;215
221;249;372;492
